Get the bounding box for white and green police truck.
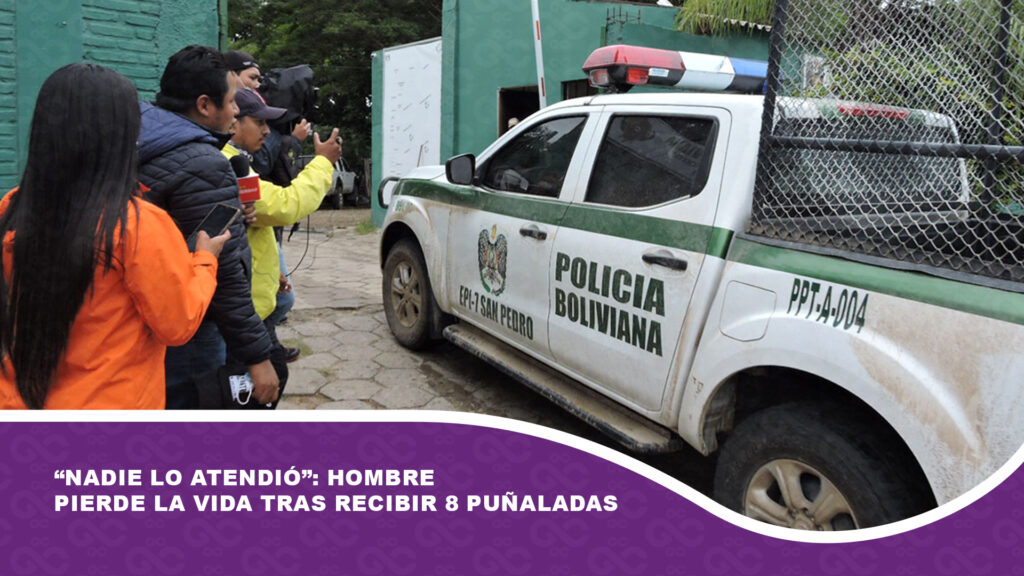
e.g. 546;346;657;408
378;45;1024;530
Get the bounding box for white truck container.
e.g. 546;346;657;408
378;46;1024;530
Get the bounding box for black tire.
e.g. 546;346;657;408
382;239;436;350
713;402;929;530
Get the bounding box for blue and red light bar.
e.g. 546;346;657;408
582;44;768;94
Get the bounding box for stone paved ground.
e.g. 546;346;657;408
275;209;598;424
275;208;716;495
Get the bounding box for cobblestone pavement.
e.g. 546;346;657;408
274;209;582;424
276;208;715;495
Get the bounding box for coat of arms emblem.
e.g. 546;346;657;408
478;225;507;296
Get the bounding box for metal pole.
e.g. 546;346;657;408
769;136;1024;162
531;0;548;109
982;0;1013;206
752;0;789;221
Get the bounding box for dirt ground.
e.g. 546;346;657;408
304;206;372;231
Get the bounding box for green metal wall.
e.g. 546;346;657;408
442;0;621;161
440;0;769;160
0;0;221;192
370;45;384;225
370;0;769;225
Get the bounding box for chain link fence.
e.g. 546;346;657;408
749;0;1024;289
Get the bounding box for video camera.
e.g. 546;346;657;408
258;64;318;131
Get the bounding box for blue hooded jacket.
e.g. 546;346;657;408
137;102;273;367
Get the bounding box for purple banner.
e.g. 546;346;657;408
0;421;1021;575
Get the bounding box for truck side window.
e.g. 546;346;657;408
586;115;717;208
481;116;586;198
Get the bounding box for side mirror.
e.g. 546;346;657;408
377;176;400;209
446;154;476;185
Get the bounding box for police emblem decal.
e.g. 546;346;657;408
478;225;507;296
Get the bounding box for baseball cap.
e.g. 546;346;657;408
235;88;287;120
224;50;259;72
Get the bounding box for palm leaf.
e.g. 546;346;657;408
676;0;775;35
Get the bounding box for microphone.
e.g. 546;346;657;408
231;155;261;203
229;154;250;178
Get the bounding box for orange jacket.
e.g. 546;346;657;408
0;192;219;409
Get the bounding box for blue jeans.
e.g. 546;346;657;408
164;320;226;409
265;249;294;331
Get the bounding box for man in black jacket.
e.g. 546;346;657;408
137;45;279;408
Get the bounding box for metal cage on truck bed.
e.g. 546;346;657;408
749;0;1024;291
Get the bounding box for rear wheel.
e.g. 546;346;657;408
714;402;929;530
382;239;435;349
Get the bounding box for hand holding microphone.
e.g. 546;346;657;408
240;202;257;225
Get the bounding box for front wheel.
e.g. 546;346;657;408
713;402;930;530
382;239;435;350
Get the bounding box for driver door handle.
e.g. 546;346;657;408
642;252;688;271
519;224;548;241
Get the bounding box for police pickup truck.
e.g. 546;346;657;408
378;45;1024;530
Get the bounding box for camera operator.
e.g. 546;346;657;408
224;51;311;180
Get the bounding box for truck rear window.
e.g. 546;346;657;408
771;117;967;216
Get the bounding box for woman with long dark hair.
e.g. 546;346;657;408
0;63;228;409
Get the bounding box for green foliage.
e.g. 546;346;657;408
227;0;443;163
675;0;774;35
227;0;261;45
355;218;377;235
777;0;1024;201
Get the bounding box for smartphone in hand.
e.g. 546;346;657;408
186;202;241;252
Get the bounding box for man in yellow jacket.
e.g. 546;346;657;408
222;88;341;350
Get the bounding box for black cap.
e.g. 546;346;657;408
224;50;259;72
234;88;287;120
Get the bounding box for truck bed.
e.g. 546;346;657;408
748;215;1024;288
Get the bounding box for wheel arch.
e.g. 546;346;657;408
699;366;937;510
380;201;447;304
380;221;419;270
380;220;453;340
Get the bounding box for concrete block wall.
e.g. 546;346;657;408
82;0;163;97
0;0;222;191
0;3;17;188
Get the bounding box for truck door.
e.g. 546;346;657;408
445;112;597;359
548;106;730;411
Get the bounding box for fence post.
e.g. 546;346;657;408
752;0;789;222
983;0;1014;207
